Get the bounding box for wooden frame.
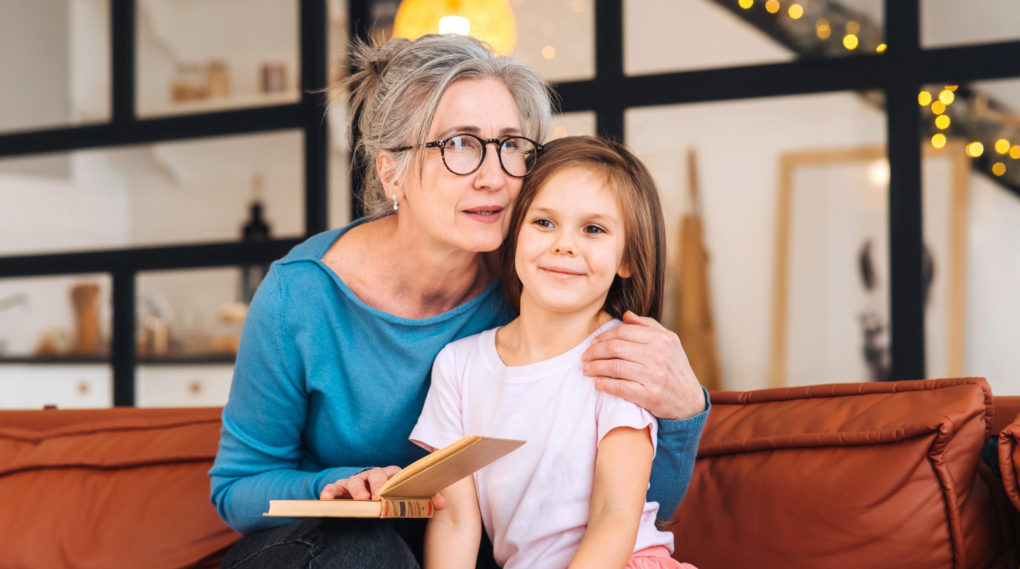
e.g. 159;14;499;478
769;144;969;387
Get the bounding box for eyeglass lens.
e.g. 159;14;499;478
441;135;538;177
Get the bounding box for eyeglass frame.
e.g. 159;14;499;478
389;133;544;178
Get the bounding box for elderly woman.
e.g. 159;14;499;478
210;34;708;569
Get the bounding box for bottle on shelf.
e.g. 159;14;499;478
240;174;271;305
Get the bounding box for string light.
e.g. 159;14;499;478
931;101;946;115
995;139;1011;154
738;0;753;9
918;91;932;106
966;142;984;157
765;0;780;14
992;162;1007;176
816;18;831;40
931;133;947;149
788;3;804;19
876;43;887;53
843;34;859;50
1011;145;1020;160
938;89;955;105
934;115;951;130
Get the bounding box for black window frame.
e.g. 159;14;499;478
1;0;1018;404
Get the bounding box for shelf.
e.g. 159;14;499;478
0;354;235;366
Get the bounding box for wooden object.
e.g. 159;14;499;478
674;149;722;391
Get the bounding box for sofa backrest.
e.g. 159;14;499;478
665;377;1016;569
0;407;239;569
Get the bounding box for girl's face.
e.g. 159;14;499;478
391;77;524;255
514;166;631;318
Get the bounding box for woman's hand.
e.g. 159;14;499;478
582;310;706;421
320;466;448;509
320;466;400;500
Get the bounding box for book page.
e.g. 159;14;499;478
380;435;524;498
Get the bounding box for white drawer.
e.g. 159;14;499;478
24;366;112;409
135;365;234;407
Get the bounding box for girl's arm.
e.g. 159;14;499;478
424;475;482;569
568;426;654;569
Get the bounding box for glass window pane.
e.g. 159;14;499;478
137;268;245;361
512;0;594;82
918;76;1020;394
921;0;1020;48
0;130;304;255
135;0;300;118
0;274;111;359
626;92;886;391
328;0;353;226
0;0;112;134
365;0;594;82
625;0;885;75
549;111;596;140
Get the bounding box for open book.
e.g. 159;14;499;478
264;435;525;519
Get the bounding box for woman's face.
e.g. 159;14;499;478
396;77;524;255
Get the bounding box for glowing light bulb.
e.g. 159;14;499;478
931;101;946;115
438;15;471;35
1011;145;1020;160
992;162;1006;176
843;34;859;50
918;91;932;106
876;43;887;53
995;139;1011;154
788;3;804;19
966;142;984;157
765;0;780;13
738;0;753;9
935;115;950;130
931;133;947;149
938;90;955;105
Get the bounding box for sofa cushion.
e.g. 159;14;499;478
665;378;1010;569
998;411;1020;512
0;407;239;569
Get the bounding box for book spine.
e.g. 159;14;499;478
379;498;434;518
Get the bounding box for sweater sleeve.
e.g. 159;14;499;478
208;265;368;535
647;387;711;523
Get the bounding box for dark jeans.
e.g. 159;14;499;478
221;518;500;569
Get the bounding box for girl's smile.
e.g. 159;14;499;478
514;166;631;318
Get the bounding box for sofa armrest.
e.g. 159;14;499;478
664;378;1012;569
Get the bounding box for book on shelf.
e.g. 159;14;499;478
264;435;525;519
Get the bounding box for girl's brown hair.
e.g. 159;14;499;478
500;135;666;320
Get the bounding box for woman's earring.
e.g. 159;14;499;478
392;195;399;212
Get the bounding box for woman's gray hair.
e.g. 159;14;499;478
333;34;554;217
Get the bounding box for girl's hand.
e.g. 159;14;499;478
320;466;448;509
582;310;706;421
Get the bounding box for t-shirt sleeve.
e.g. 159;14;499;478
595;390;658;451
410;344;467;452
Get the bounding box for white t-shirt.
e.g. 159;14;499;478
410;320;674;569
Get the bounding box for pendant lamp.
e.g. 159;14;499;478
392;0;517;56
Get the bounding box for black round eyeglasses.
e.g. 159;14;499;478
390;134;544;178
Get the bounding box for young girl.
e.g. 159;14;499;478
410;136;698;569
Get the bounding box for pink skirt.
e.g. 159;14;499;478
625;546;698;569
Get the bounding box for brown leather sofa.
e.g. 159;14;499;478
1;377;1017;569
